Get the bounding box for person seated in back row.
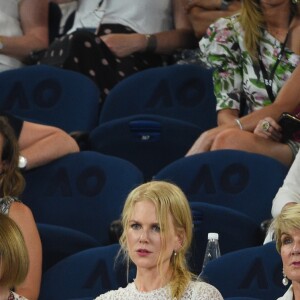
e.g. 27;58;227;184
39;0;197;106
0;0;48;71
94;181;224;300
186;0;300;167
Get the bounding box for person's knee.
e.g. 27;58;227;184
211;128;243;150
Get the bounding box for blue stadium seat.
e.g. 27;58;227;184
201;242;287;299
154;150;288;225
189;202;263;275
39;244;133;300
37;223;100;272
90;115;203;181
22;151;144;244
0;65;100;132
98;64;217;129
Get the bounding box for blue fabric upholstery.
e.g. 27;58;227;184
22;151;144;244
90;114;203;181
37;223;100;272
188;202;263;275
39;244;131;300
0;65;100;132
98;64;217;129
201;242;288;299
154;150;288;225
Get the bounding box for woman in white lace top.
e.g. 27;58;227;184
94;181;223;300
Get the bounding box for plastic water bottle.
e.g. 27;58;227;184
199;232;221;277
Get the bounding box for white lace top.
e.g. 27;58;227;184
276;285;293;300
94;281;224;300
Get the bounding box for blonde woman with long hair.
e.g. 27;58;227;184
95;181;223;300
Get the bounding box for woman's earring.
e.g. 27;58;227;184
173;251;177;257
282;270;289;286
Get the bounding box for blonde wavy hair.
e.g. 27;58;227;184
119;180;195;299
270;203;300;253
0;213;29;288
239;0;263;59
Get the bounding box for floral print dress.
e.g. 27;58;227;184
198;14;300;114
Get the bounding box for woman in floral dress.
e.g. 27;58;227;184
186;0;300;167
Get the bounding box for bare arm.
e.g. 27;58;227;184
220;63;300;131
0;0;49;61
183;0;241;39
217;109;239;125
100;0;196;58
151;0;196;53
9;202;42;300
186;63;300;155
18;121;79;170
239;63;300;131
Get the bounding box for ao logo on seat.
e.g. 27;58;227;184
187;163;250;195
146;79;207;109
2;79;62;110
45;166;106;197
238;258;284;290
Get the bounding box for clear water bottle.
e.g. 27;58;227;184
199;232;221;277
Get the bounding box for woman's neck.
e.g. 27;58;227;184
262;2;292;31
292;280;300;300
264;5;293;43
134;268;172;292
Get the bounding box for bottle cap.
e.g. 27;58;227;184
208;232;219;240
